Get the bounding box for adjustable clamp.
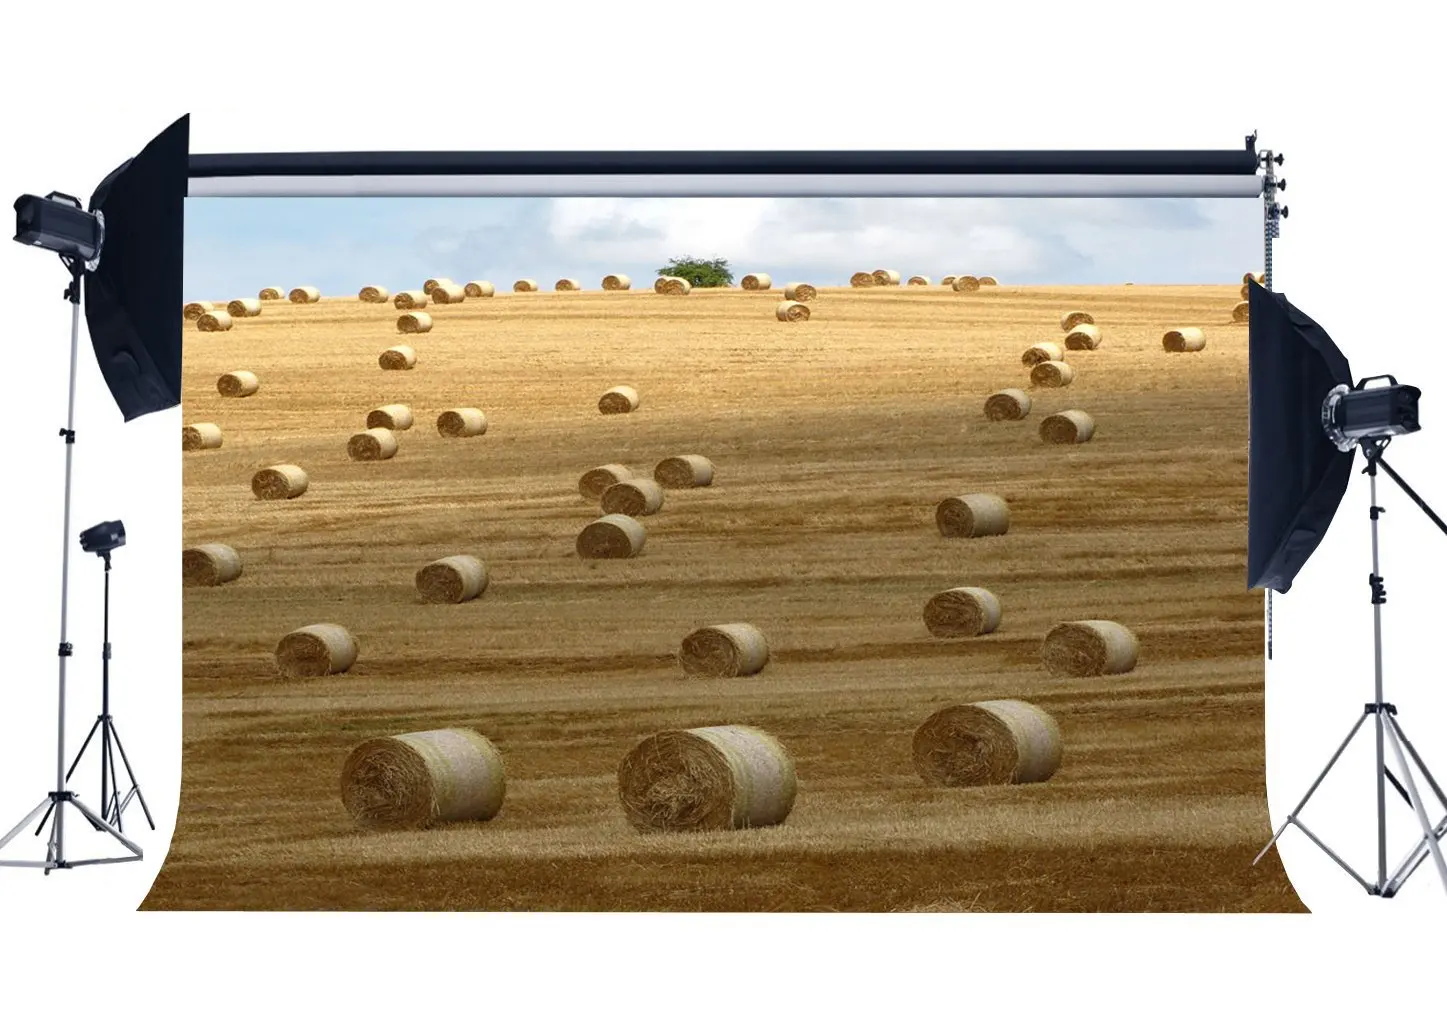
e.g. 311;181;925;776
58;428;75;444
1369;574;1387;605
1365;702;1399;715
58;642;72;657
1370;505;1386;519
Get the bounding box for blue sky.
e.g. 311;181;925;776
183;196;1258;300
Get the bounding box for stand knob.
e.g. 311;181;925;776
1274;153;1285;165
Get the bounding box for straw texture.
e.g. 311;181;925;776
783;282;817;302
555;278;582;291
1163;327;1207;352
379;345;418;370
366;404;414;430
923;587;1002;638
576;514;646;558
275;623;357;676
252;464;309;500
1039;409;1096;444
288;286;321;303
600;478;664;517
258;287;285;300
936;493;1009;538
182;544;242;587
397;311;432;334
183;301;214;321
679;623;770;678
912;701;1062;786
850;272;875;288
951;275;981;292
1232;300;1250;323
227;298;262;317
436;408;487;437
422;278;453;295
513;279;539;292
1042;620;1139;676
416;555;489;604
182;423;222;451
654;454;714;488
217;371;259;397
1022;342;1065;366
1060;310;1095;331
394;290;429;309
599;386;640;414
872;269;901;286
979;276;999;286
907;275;931;286
602;274;632;291
464;281;495;298
358;286;391;303
197;310;233;332
347;428;399;461
617;725;796;831
430;282;466;304
1030;360;1075;387
579;463;634;499
341;728;505;830
1064;324;1101;351
775;301;811;322
984;388;1031;421
741;273;772;290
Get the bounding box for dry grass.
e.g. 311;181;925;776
155;285;1300;912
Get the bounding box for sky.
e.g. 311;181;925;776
182;196;1259;300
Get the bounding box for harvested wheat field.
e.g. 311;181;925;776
155;284;1300;913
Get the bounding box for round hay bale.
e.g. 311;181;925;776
912;700;1062;786
379;345;417;371
940;276;956;287
850;271;875;288
288;286;321;304
1163;326;1207;352
923;587;1001;638
226;297;262;317
181;544;242;587
952;275;981;292
341;728;504;831
1232;300;1250;323
979;276;999;286
1060;310;1094;331
872;269;901;286
907;275;931;286
555;278;581;292
984;388;1031;421
599;385;640;414
617;725;795;831
775;300;810;322
422;278;453;295
347;428;399;461
1030;360;1075;388
366;404;414;430
1042;620;1138;677
258;287;285;301
654;454;714;489
1064;324;1101;351
252;464;309;500
437;408;487;438
393;290;428;309
741;273;772;290
936;493;1010;538
1021;342;1064;366
602;274;632;291
397;311;432;334
579;463;633;500
358;285;390;303
513;278;539;292
577;514;646;559
217;371;259;398
430;282;466;304
1243;271;1265;286
275;623;357;677
1039;409;1096;444
197;310;233;332
1239;283;1251;300
464;280;495;298
415;555;489;604
783;282;816;302
601;478;664;517
679;623;769;678
182;423;222;451
655;276;691;295
183;301;214;321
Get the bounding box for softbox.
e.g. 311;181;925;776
1247;281;1356;592
84;114;188;421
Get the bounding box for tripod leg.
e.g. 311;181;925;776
0;798;53;853
1388;715;1447;811
1255;710;1371;866
1384;715;1447;895
66;797;140;858
1384;720;1447;896
106;732;122;834
108;724;154;830
64;717;102;784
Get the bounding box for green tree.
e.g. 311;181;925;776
657;256;734;288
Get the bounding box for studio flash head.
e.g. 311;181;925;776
79;519;126;556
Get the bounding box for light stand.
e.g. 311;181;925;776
0;258;142;873
1254;436;1447;897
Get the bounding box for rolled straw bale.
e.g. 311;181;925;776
984;388;1031;421
579;463;633;500
393;290;428;309
907;275;931;286
679;623;769;679
182;543;243;587
656;276;691;295
1064;324;1101;351
366;404;414;430
275;623;357;677
654;454;714;489
437;408;488;438
912;700;1062;786
952;275;981;292
555;278;582;292
1243;271;1265;286
1163;326;1207;352
397;311;432;334
464;280;495;298
577;514;646;559
850;271;875;288
197;310;233;332
226;297;262;317
1232;300;1250;323
1240;283;1251;301
741;273;772;290
258;287;285;301
654;276;674;293
1060;310;1095;331
617;725;795;831
783;282;816;302
422;277;453;295
513;278;539;292
775;300;810;322
217;370;259;398
183;301;214;321
288;286;321;303
430;282;466;304
599;385;640;414
341;728;504;830
923;587;1002;638
379;345;418;370
415;555;489;604
872;269;901;286
1039;409;1096;444
252;464;309;500
182;423;222;451
601;478;664;517
1030;360;1075;388
602;273;632;291
347;428;399;461
936;493;1010;538
1021;342;1064;366
940;276;956;287
358;285;391;303
1042;620;1139;677
979;276;999;286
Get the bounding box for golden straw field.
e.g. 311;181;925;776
147;283;1305;911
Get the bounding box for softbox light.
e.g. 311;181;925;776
83;114;188;421
1247;281;1356;592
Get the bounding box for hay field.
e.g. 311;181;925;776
147;284;1304;911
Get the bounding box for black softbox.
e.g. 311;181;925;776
83;114;188;421
1247;281;1356;592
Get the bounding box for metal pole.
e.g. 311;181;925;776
1368;467;1388;891
100;556;112;821
1261;145;1276;660
52;276;83;865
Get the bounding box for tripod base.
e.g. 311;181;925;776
59;714;154;833
0;791;142;874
